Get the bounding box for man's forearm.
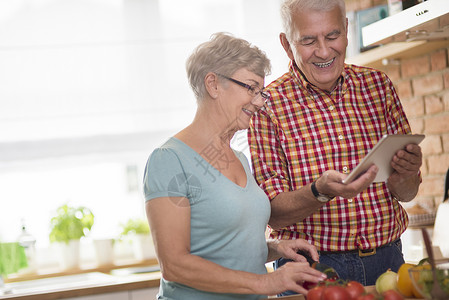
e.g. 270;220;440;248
269;183;324;230
269;168;379;229
388;172;421;202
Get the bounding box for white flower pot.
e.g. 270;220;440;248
56;239;80;270
131;234;156;261
93;238;114;266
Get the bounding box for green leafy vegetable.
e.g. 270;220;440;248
417;268;449;298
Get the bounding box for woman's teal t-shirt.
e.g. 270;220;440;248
143;137;271;300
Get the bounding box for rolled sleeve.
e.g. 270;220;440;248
384;76;411;135
248;107;291;201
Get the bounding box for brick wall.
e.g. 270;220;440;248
396;47;449;209
345;0;449;211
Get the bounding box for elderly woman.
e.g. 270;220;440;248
143;32;326;300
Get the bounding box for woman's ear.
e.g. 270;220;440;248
204;72;219;99
280;33;295;62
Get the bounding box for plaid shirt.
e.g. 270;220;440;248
248;61;411;252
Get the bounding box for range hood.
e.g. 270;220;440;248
362;0;449;47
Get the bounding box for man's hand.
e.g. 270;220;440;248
387;144;422;201
317;164;378;199
389;144;422;182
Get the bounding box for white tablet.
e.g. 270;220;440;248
342;134;425;184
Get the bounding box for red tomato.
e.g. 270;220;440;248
382;289;405;300
302;280;317;290
356;294;375;300
321;285;350;300
306;285;324;300
302;277;336;290
345;281;365;300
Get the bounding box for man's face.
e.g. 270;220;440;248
289;6;348;92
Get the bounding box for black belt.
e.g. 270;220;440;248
318;239;400;257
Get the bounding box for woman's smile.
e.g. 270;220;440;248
242;107;254;117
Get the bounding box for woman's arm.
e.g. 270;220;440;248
146;197;326;296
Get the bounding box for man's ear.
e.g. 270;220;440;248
344;18;349;47
204;72;219;99
280;33;295;62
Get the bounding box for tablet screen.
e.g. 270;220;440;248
342;134;425;184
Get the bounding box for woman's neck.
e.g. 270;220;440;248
176;103;237;151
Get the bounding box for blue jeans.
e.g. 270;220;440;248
273;239;404;297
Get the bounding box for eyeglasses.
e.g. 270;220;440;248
217;74;269;100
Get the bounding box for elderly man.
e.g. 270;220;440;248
248;0;422;295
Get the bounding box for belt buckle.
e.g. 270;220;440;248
358;248;376;257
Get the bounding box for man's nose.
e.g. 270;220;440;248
315;39;331;58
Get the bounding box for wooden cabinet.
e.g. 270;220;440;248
346;0;449;69
64;291;128;300
345;39;449;69
129;288;159;300
361;0;449;46
61;287;159;300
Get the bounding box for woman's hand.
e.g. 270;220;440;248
267;239;319;263
260;261;327;296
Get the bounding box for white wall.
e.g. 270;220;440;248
0;0;288;262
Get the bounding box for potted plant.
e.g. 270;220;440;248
49;204;94;270
119;218;155;261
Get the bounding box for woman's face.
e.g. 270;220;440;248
219;68;266;131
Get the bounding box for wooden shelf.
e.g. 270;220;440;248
4;258;159;283
345;39;449;69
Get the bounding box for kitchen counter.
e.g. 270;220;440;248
0;272;160;300
1;279;423;300
265;295;304;300
1;266;422;300
0;259;161;300
0;258;305;300
2;270;305;300
3;258;159;283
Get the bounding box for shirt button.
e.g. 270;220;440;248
329;106;335;111
348;198;353;203
342;166;348;173
338;135;344;140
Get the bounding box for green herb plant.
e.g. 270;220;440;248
119;218;150;237
49;204;94;244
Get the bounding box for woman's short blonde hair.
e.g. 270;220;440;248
186;32;271;101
